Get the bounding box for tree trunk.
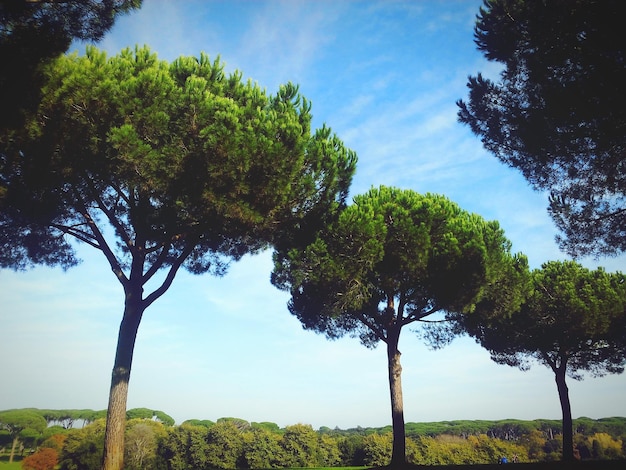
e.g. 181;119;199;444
9;436;18;463
387;325;406;467
554;366;574;461
101;288;144;470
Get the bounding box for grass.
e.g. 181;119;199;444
372;462;626;470
0;454;22;469
0;460;22;470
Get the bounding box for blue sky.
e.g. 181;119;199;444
1;0;625;430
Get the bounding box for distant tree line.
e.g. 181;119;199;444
2;409;625;469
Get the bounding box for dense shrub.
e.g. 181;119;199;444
22;447;58;470
50;415;626;469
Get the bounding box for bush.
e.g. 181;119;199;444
21;447;58;470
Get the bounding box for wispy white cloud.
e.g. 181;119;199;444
231;1;343;91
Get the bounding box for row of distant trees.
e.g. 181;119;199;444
0;408;173;464
3;413;626;470
2;1;625;469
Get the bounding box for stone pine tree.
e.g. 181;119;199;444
0;46;356;470
272;186;526;467
457;0;626;257
460;261;626;461
0;410;47;463
0;0;142;129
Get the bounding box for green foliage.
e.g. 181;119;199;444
463;260;626;461
241;427;284;469
126;408;174;426
362;433;392;466
0;462;22;470
126;408;154;420
275;186;522;348
0;410;47;463
272;185;524;465
158;424;207;470
181;419;214;429
217;418;251;431
466;261;626;378
59;419;106;470
251;422;281;433
124;419;167;470
43;414;626;468
576;432;624;460
153;411;175;426
337;434;366;466
1;44;355;469
0;411;47;437
458;0;626;257
1;44;356;273
413;434;527;465
280;424;323;468
204;421;245;469
0;0;141;129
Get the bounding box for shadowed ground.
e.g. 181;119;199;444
374;461;626;470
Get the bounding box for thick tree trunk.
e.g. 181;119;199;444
555;366;574;461
387;325;406;467
101;289;144;470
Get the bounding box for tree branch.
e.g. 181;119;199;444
73;189;128;286
84;176;134;251
50;222;100;249
407;304;441;324
143;240;197;309
142;240;173;284
357;312;387;343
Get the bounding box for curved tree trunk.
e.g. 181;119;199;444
554;365;574;461
387;324;406;467
101;288;144;470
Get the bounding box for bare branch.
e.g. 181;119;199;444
143;241;196;309
73;189;128;286
357;312;387;343
50;223;100;249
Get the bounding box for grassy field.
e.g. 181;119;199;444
377;462;626;470
0;458;21;470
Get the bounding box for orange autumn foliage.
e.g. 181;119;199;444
21;447;58;470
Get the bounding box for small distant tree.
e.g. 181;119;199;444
124;420;165;470
153;410;175;426
125;409;153;421
180;419;215;429
0;45;355;470
0;410;47;463
216;418;251;432
461;261;626;461
272;186;527;466
250;421;280;433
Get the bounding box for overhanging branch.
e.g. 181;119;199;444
50;222;100;249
